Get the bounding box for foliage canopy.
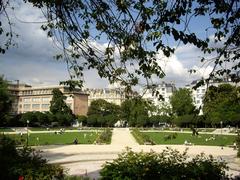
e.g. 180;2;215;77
0;76;12;126
50;88;73;115
203;84;240;126
1;0;240;91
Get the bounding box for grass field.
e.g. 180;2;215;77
139;128;216;132
142;132;236;146
0;128;14;132
29;127;109;131
6;132;99;146
29;127;79;131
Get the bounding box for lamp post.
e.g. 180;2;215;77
26;120;29;146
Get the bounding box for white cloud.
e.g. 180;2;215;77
154;50;213;87
0;2;216;89
0;1;109;88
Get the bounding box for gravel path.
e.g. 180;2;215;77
29;128;240;179
111;128;138;146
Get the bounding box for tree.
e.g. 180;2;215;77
0;76;12;126
170;88;196;116
203;84;240;126
77;115;87;126
170;88;197;127
149;114;172;127
0;135;64;179
15;0;240;89
121;98;153;127
1;1;240;91
50;88;72;115
87;99;121;127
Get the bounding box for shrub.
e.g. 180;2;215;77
236;134;240;157
96;128;112;144
77;115;88;126
131;128;155;145
100;147;228;180
0;135;64;179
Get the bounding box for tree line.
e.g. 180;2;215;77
1;76;240;128
82;83;240;128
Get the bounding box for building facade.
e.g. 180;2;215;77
8;83;88;116
142;81;176;112
84;88;126;106
186;78;240;114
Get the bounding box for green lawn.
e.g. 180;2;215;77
142;132;236;146
0;128;14;132
165;128;216;132
29;127;109;131
6;132;99;146
29;127;79;131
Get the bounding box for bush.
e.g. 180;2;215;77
236;134;240;157
131;128;155;145
96;128;112;144
0;135;64;179
100;147;228;180
77;115;88;126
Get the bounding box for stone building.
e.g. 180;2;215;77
8;82;88;116
142;81;176;112
84;88;126;106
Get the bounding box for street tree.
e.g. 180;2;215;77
0;76;12;126
203;84;240;126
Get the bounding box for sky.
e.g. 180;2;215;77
0;1;214;89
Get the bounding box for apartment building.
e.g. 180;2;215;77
8;83;88;116
186;78;240;114
84;88;126;106
142;81;176;111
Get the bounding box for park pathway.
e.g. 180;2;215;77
111;128;138;146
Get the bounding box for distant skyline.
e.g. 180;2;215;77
0;2;213;89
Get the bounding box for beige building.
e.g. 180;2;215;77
84;88;126;106
8;83;88;116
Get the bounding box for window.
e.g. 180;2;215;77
196;100;200;104
23;98;31;103
19;104;22;108
32;104;40;109
32;98;41;102
42;104;50;109
42;97;51;102
162;88;165;91
23;104;31;109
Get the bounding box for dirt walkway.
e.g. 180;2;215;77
111;128;138;146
